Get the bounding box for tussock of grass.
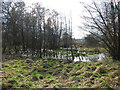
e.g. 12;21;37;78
1;58;120;88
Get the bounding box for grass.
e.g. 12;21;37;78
1;57;120;88
72;83;79;88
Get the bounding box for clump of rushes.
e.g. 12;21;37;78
20;81;33;87
39;74;44;79
72;83;79;88
2;56;120;88
7;78;18;87
32;71;44;81
46;73;52;78
71;76;79;81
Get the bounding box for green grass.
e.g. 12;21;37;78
1;56;120;88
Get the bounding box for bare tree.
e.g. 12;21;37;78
2;1;73;60
81;0;120;61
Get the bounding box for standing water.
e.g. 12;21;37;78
74;53;105;62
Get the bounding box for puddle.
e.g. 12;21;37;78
21;50;105;62
74;53;105;62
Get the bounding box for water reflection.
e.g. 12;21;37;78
47;53;105;62
22;50;105;62
74;53;105;62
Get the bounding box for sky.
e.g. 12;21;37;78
22;0;95;39
6;0;105;39
3;0;112;38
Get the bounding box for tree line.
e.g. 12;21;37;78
2;2;73;58
2;0;120;61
